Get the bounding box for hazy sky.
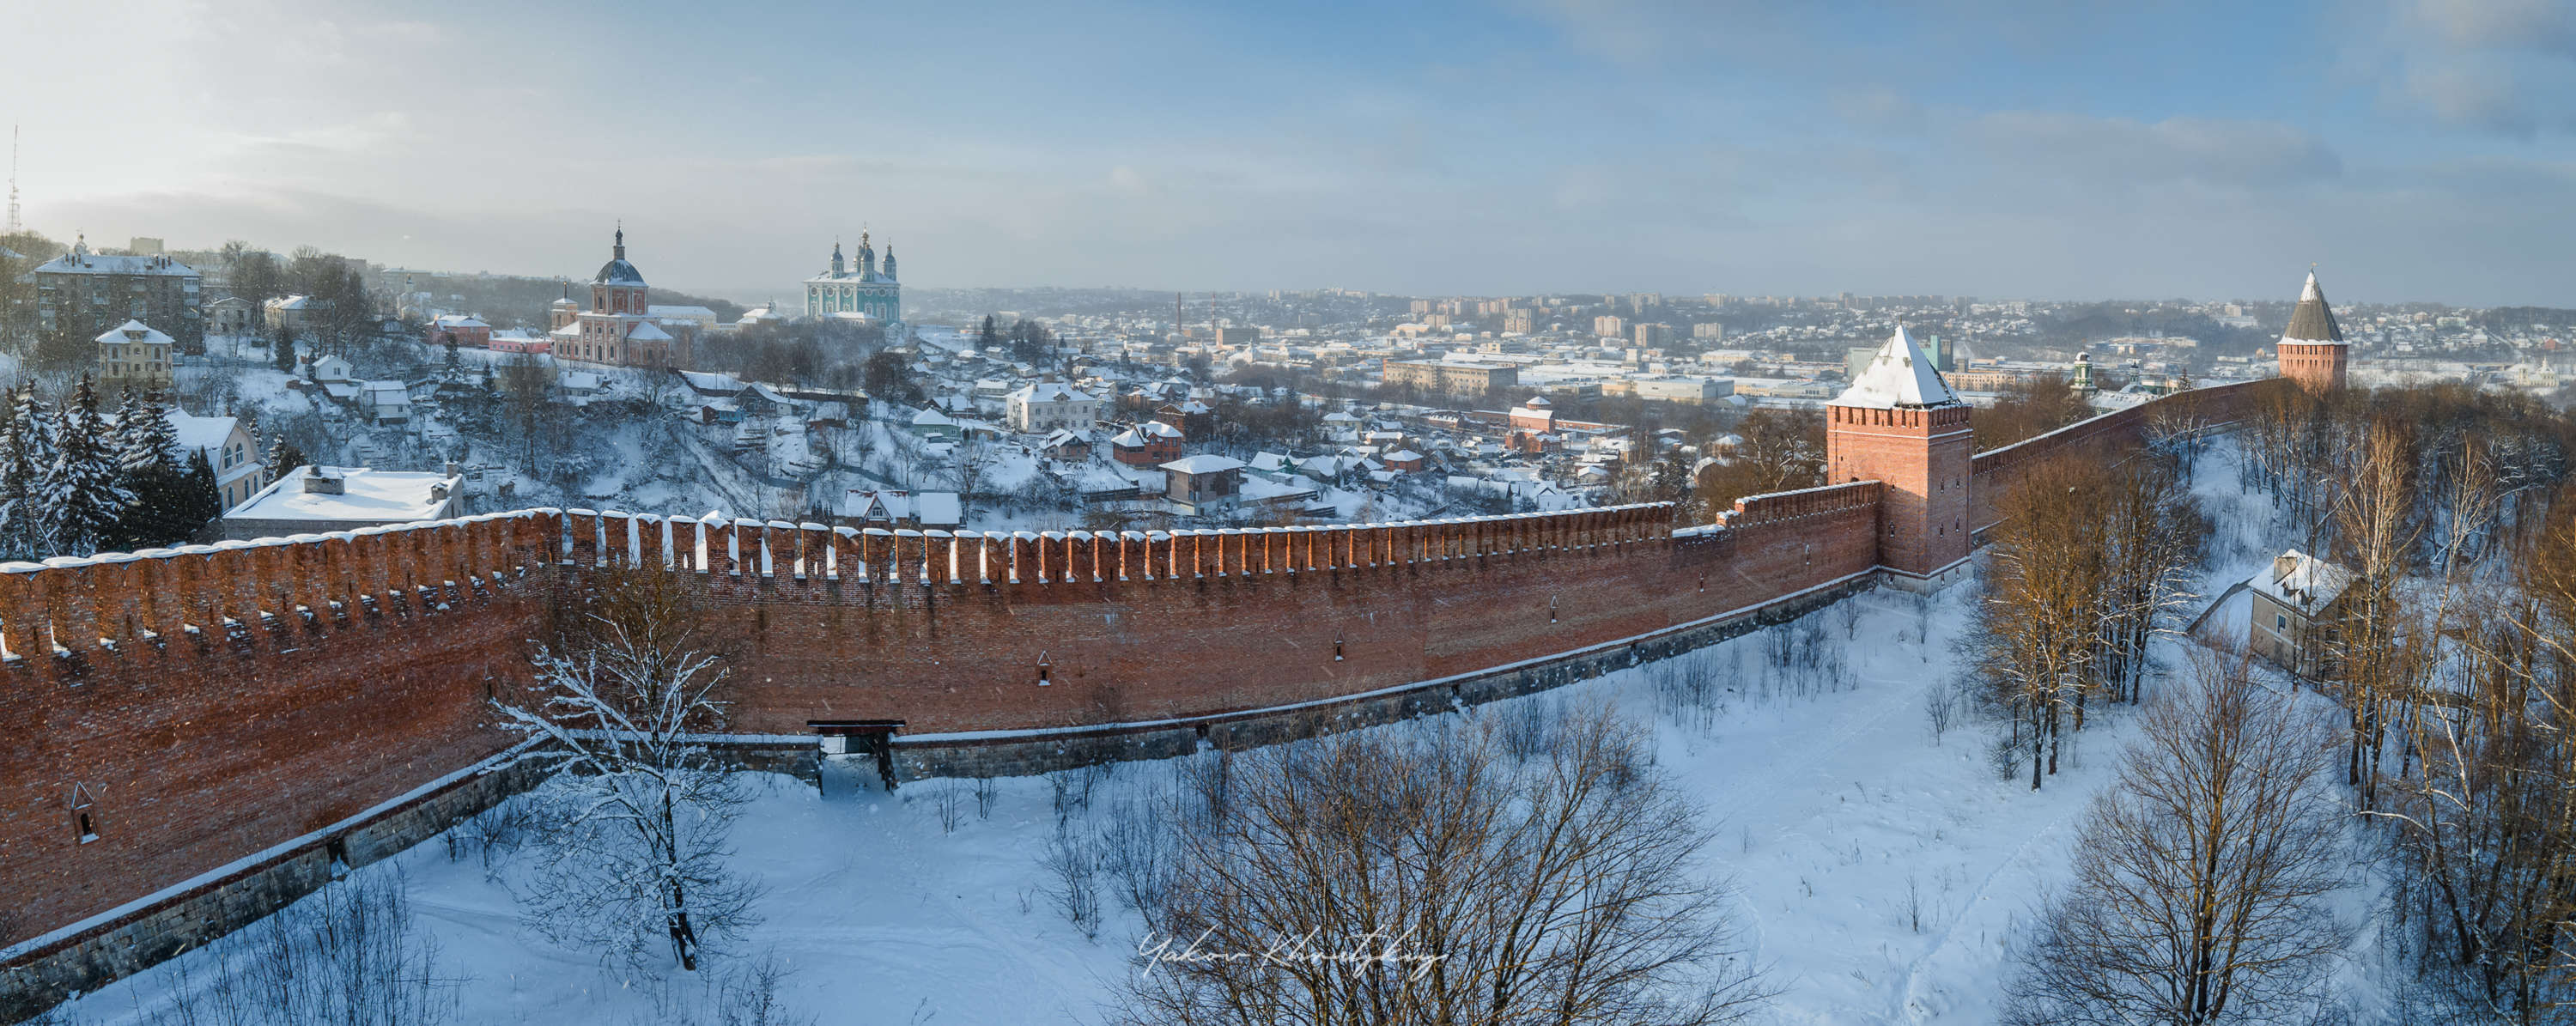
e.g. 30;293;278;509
8;0;2576;305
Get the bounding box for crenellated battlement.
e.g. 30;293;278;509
545;502;1675;586
0;510;556;677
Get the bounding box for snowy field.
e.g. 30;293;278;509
52;441;2371;1025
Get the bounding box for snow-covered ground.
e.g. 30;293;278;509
54;439;2366;1025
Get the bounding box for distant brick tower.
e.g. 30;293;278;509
2275;270;2348;393
1826;325;1973;580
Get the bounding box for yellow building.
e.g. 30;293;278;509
95;319;174;391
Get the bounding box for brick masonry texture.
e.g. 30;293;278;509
0;379;2287;1022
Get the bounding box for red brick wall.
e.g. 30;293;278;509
0;381;2292;967
1826;404;1971;576
0;515;553;956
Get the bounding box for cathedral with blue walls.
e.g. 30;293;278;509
804;232;902;336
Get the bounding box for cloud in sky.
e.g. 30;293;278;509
6;0;2574;305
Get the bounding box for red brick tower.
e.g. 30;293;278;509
1826;325;1973;580
2275;270;2348;393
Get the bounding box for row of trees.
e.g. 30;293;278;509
1965;445;2208;789
0;378;226;559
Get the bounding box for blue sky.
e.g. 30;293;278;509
9;0;2576;304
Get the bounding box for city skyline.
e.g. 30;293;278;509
8;0;2576;306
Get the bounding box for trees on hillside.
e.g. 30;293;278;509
1974;373;2092;452
1691;408;1822;522
1115;704;1771;1026
1966;450;2204;790
2007;653;2350;1025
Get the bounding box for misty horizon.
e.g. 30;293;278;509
9;0;2576;307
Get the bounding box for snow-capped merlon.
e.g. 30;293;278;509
1830;325;1961;410
2279;270;2346;346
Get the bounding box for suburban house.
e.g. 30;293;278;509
1109;419;1183;465
1005;381;1102;434
1160;454;1245;516
166;409;266;511
2249;549;2354;679
908;407;963;441
222;465;465;540
426;314;492;349
835;489;964;531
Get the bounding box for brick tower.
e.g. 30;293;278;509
2275;270;2348;393
1826;325;1973;580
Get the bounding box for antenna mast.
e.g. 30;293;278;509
6;125;21;236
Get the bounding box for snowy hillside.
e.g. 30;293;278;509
48;440;2378;1025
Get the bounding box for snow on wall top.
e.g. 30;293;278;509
1830;325;1960;410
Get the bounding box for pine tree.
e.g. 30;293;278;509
266;434;309;477
274;327;297;373
44;377;134;557
0;386;58;560
109;394;191;550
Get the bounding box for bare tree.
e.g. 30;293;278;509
495;568;757;972
2007;652;2351;1025
1115;703;1771;1026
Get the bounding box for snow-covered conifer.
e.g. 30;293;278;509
43;377;135;557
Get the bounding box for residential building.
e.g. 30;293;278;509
1110;419;1183;465
426;313;491;349
1005;381;1101;433
263;295;310;333
1632;322;1674;347
1692;322;1726;340
166;409;265;510
2249;549;2353;680
835;489;963;531
222;465;464;540
1504;308;1536;334
1160;454;1245;515
94;319;173;390
1382;359;1518;396
1593;314;1625;339
33;236;204;349
205;295;257;337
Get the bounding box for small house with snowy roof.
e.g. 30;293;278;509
2250;549;2354;680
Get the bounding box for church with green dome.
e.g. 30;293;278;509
803;232;901;333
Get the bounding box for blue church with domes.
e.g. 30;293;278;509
803;232;901;332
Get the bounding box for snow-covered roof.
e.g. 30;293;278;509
626;320;673;342
94;319;173;346
226;466;459;528
37;249;197;277
431;314;489;329
1384;449;1425;462
1831;326;1960;410
558;371;603;391
1008;382;1097;404
268;295;310;311
677;370;745;394
1160;454;1246;476
911;407;959;427
838;489;963;525
165;410;240;455
647;304;715;319
2250;549;2354;617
